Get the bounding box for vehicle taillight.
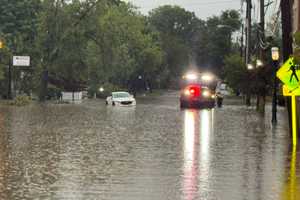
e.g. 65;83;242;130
190;88;195;95
184;86;200;97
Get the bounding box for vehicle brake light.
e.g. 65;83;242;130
190;88;195;94
184;85;200;97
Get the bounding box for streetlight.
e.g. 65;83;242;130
271;47;280;61
271;47;279;124
256;59;263;68
99;87;104;93
247;63;254;70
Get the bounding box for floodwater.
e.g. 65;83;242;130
0;92;298;200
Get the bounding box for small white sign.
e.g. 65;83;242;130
13;56;30;66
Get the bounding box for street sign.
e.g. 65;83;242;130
13;56;30;66
277;57;300;92
282;84;300;96
277;58;298;146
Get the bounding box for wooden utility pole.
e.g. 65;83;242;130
281;0;293;134
259;0;265;49
245;0;252;66
245;0;252;106
281;0;293;60
257;0;266;113
241;24;244;57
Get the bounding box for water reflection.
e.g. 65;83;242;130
183;109;214;200
0;97;295;199
0;111;8;199
282;146;300;200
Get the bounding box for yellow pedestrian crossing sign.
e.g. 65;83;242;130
282;84;300;96
277;57;298;146
277;58;300;92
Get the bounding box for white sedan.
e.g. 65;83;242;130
106;91;136;106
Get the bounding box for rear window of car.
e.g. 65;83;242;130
113;92;130;98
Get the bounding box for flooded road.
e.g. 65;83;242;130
0;91;298;200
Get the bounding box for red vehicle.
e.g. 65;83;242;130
179;73;216;109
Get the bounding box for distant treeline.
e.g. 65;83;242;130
0;0;241;99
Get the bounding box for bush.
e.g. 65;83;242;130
6;96;32;106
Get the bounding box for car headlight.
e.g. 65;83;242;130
201;74;213;81
202;90;210;97
185;73;198;80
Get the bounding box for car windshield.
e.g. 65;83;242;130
112;92;130;98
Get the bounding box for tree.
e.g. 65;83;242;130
148;5;204;86
83;1;163;94
223;54;250;94
0;0;41;98
36;0;92;98
0;0;41;52
196;10;241;77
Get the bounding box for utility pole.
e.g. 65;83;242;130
8;63;11;99
259;0;265;50
245;0;252;66
258;0;266;113
245;0;252;106
241;24;244;57
281;0;293;133
281;0;293;61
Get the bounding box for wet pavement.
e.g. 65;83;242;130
0;91;299;200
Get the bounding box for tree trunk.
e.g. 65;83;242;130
39;70;48;102
256;95;259;111
258;95;265;114
246;92;251;106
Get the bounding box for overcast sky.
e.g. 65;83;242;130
126;0;242;20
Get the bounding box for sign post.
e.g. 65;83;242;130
9;56;31;99
277;57;299;146
292;95;297;146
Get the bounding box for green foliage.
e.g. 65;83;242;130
0;0;242;98
149;5;202;46
86;2;163;90
293;31;300;64
7;95;31;106
148;5;204;84
196;10;241;76
0;0;41;97
223;54;249;93
0;0;41;51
